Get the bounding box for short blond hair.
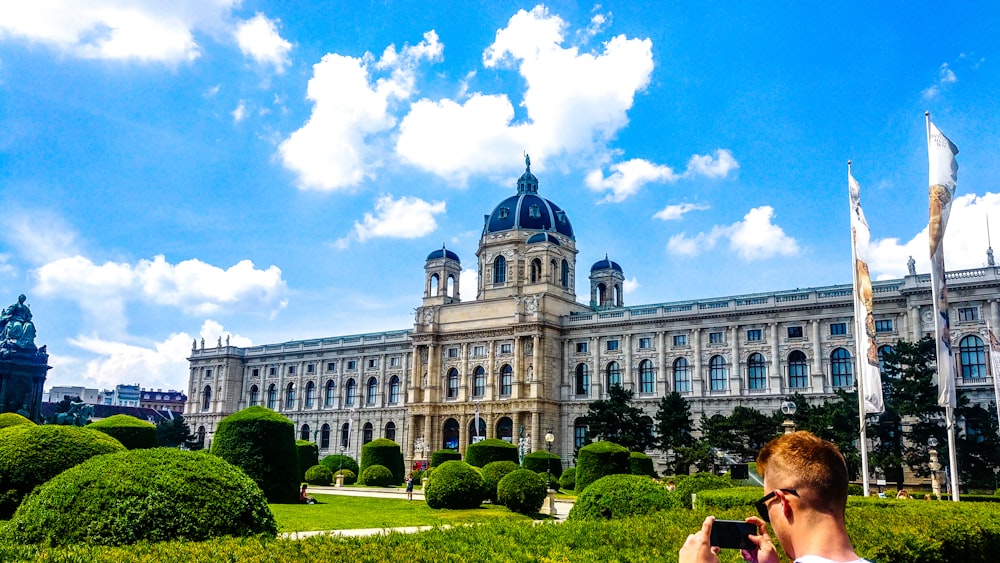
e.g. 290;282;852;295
757;431;848;513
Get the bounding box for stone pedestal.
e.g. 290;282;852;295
0;351;50;422
335;474;345;487
546;489;556;515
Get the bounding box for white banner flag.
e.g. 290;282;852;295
849;169;884;413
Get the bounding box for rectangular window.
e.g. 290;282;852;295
874;319;893;333
746;329;762;342
390;357;399;367
287;365;296;375
473;345;486;357
447;348;459;358
576;342;588;353
709;332;723;344
347;360;357;370
787;326;804;338
307;364;315;374
327;361;336;372
499;343;512;354
251;368;260;378
958;307;979;322
830;323;847;336
368;358;378;369
204;368;212;378
606;339;619;351
639;337;652;349
269;367;276;376
673;334;687;346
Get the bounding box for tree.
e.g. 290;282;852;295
654;392;694;473
700;406;776;462
956;402;1000;489
780;391;861;479
156;414;198;448
582;385;655;451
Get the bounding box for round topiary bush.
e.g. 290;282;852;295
209;406;299;503
88;414;158;450
360;438;403;485
305;464;333;485
320;454;359;476
465;438;519;467
430;448;462;467
0;413;34;429
334;469;357;485
296;440;319;480
0;424;127;519
575;440;629;494
361;464;394;487
2;448;277;546
568;474;677;521
424;460;484;509
629;451;655;477
559;467;577;491
497;469;547;514
522;450;563;479
482;460;521;503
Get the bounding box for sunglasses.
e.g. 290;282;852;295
754;488;798;523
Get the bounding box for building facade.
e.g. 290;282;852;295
185;159;1000;469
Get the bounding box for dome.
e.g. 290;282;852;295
483;155;574;239
426;245;460;262
526;233;561;246
591;256;622;273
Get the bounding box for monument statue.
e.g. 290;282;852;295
54;401;93;426
1;294;50;422
0;294;36;350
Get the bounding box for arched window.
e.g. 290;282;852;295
443;418;459;449
606;361;621;389
959;335;987;380
788;350;808;388
197;426;206;448
639;359;655;393
266;384;277;409
385;421;396;441
339;423;349;448
447;275;455;297
747;353;767;390
469;417;486;442
673;358;691;393
500;364;513;396
430;273;439;296
363;422;373;444
324;380;336;407
614;284;623;306
248;385;259;406
201;385;211;410
597;283;607;305
321;423;330;449
345;378;357;406
366;377;378;405
574;417;588;449
831;348;853;388
575;363;590;396
388;376;400;404
304;381;315;408
446;368;459;398
473;366;485;397
285;382;295;409
496;416;513;442
877;345;895;375
709;355;727;391
299;424;311;441
493;256;506;284
561;259;569;288
530;259;541;283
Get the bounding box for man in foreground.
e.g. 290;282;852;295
679;431;870;563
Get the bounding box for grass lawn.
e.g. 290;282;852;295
269;494;538;532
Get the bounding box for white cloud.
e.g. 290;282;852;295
205;84;221;97
280;31;442;191
684;149;739;179
234;13;292;73
350;194;447;242
459;268;478;301
923;62;958;100
0;253;15;278
579;9;611;41
587;149;738;203
0;0;238;63
653;202;710;221
667;206;799;260
623;276;639;294
232;100;247;123
4;209;79;264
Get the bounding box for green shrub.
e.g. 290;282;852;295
304;464;333;486
88;414;158;450
361;464;395;487
209;406;299;503
847;483;864;496
575;441;629;494
497;469;547;514
411;469;425;482
320;454;359;476
569;474;677;521
425;460;484;509
629;451;655;477
430;448;462;467
334;469;357;485
2;448;276;546
465;438;519;467
0;413;34;429
360;438;403;485
522;450;562;479
296;440;319;480
693;487;762;510
482;460;521;503
674;472;735;503
423;467;434;481
559;467;577;491
0;424;126;519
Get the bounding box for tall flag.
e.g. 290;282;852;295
987;325;1000;430
927;117;959;408
849;168;884;413
474;402;481;437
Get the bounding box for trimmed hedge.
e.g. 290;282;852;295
575;441;629;494
522;450;563;479
0;413;34;429
569;474;678;521
559;467;577;491
209;406;299;503
425;460;484;509
296;440;319;481
304;464;333;486
334;469;357;485
430;448;462;467
465;438;519;467
361;464;395;487
693;486;762;510
2;448;277;546
88;414;158;449
629;451;655;477
482;460;521;503
360;438;403;485
674;472;736;503
320;454;359;476
497;469;547;514
0;424;127;519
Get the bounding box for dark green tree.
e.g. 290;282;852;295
654;391;694;473
700;406;775;462
582;385;655;452
673;440;714;474
156;414;198;448
956;402;1000;489
779;391;861;479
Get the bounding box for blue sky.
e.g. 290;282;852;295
2;1;999;393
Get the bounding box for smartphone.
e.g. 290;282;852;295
709;520;755;550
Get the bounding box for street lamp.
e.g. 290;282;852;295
545;430;556;515
780;401;797;434
928;437;941;500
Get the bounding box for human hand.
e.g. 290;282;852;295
740;516;778;563
679;516;720;563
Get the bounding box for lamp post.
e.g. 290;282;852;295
715;449;725;476
544;430;556;515
780;401;797;434
928;437;941;500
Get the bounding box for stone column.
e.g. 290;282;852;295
657;331;667;393
770;323;782;393
692;328;704;396
487;340;496;400
909;305;921;342
513;336;523;399
811;320;824;391
460;342;469;402
624;333;634;392
730;325;741;395
532;334;542;398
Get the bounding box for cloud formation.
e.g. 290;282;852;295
667;206;799;260
922;62;958;100
234;13;292;73
586;150;738;203
653;202;711;221
347;194;447;243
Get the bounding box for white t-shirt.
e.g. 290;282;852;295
795;556;871;563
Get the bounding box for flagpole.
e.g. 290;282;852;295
848;160;873;497
987;321;1000;438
